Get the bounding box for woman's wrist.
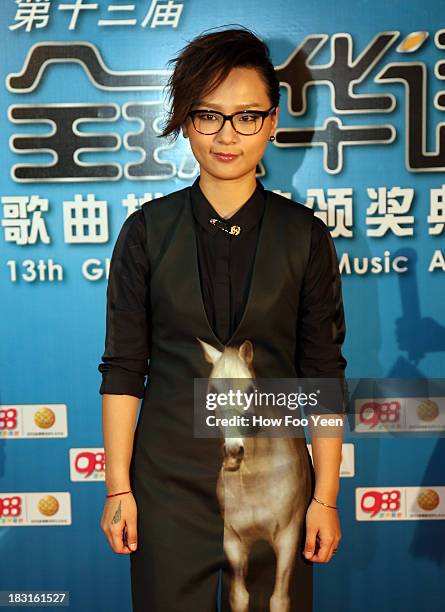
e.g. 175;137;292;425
313;487;338;507
105;474;131;495
312;495;337;509
106;489;132;499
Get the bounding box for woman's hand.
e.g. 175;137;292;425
100;492;138;554
303;499;341;563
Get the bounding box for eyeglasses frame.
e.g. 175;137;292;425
187;105;276;136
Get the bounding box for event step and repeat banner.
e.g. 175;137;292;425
1;1;444;611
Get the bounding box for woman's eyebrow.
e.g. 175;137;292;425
192;102;262;109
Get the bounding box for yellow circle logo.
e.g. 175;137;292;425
38;495;60;516
34;407;56;429
417;488;439;512
416;400;439;422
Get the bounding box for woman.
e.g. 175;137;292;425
98;26;347;612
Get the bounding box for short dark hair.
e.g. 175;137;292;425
158;25;280;142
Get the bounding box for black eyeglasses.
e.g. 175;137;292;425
187;106;276;135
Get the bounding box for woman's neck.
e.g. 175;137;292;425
198;171;258;219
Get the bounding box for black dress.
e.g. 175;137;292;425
98;177;347;612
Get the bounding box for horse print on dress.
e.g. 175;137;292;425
197;338;310;612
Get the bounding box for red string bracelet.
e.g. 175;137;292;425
106;489;132;498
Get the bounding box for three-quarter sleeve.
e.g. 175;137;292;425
98;208;150;399
296;216;348;412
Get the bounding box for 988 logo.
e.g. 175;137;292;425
69;448;106;481
360;489;401;517
358;400;401;429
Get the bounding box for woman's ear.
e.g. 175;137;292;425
181;117;191;139
270;105;279;137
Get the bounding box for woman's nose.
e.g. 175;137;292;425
215;119;238;143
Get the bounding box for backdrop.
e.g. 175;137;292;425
1;1;444;611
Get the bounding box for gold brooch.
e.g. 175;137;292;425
209;218;242;235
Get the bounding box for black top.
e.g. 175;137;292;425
190;176;266;345
98;178;347;398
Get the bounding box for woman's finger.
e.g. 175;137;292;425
324;539;337;563
310;534;335;563
125;518;138;552
303;528;318;559
109;523;128;554
328;536;342;562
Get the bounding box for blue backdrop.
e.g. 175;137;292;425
1;1;444;610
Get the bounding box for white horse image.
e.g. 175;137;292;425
197;337;310;612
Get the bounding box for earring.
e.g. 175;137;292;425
269;135;276;141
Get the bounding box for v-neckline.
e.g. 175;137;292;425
184;185;273;350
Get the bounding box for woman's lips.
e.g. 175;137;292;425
213;152;239;162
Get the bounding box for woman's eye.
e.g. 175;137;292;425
239;114;259;122
197;113;217;121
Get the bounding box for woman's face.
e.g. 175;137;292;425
181;66;279;181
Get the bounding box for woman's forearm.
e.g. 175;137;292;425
308;416;344;506
102;394;139;494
